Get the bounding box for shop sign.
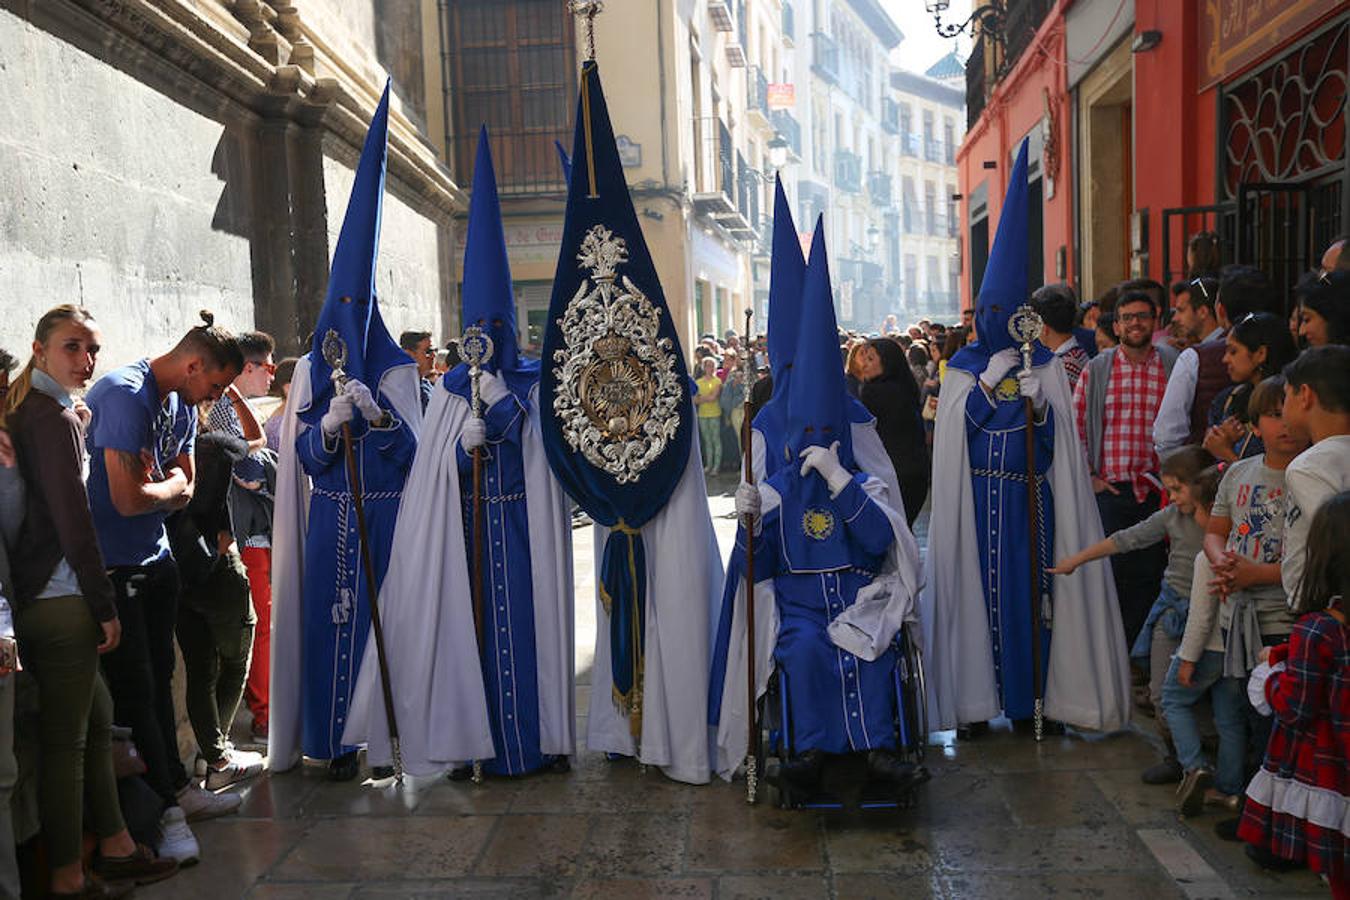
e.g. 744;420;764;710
1199;0;1341;89
767;83;796;110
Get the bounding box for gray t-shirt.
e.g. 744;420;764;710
1211;455;1294;636
1281;435;1350;609
1110;503;1204;597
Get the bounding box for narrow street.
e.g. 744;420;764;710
142;479;1324;899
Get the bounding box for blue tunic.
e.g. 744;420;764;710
297;401;415;760
456;394;548;776
744;477;898;754
965;383;1054;722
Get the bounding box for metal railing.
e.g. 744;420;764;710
771;109;802;157
835;149;862;193
881;98;900;135
747;66;770;118
694;116;735;200
867;171;892;206
812;31;839;84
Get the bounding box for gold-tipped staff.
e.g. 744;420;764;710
321;329;403;782
460;324;495;784
1007;306;1047;742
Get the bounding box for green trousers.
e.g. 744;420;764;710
14;595;125;868
176;550;255;764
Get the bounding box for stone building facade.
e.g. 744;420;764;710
0;0;461;367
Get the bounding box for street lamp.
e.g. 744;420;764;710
766;135;789;170
925;1;1007;42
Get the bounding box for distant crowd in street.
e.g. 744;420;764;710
0;232;1345;896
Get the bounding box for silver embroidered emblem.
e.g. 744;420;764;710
551;224;682;484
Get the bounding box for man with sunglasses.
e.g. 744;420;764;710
399;330;435;411
207;331;275;749
1153;266;1275;454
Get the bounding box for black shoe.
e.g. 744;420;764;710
866;750;928;792
1244;843;1302;872
956;721;989;741
1141;757;1184;785
370;765;395;780
1214;818;1241;842
777;749;825;792
327;751;359;782
447;765;474;782
547;755;571;774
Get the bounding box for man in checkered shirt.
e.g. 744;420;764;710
1073;290;1179;648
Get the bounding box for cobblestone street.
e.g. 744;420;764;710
138;482;1325;899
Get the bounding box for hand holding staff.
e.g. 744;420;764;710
320;329;404;782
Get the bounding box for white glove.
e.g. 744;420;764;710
461;417;487;452
343;379;384;423
1017;368;1045;410
478;370;511;407
320;391;355;438
979;347;1021;391
799;440;852;498
734;482;761;520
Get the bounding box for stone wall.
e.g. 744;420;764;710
0;0;460;370
0;6;257;367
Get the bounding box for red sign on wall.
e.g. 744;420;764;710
767;83;796;110
1198;0;1342;89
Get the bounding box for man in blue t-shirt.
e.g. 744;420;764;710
85;314;244;865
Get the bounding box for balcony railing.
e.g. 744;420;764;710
966;34;987;130
771;108;802;157
812;32;839;85
966;0;1052;129
747;66;770;124
924;134;941;163
900;131;920;157
867;171;892;207
1005;0;1052;72
881;98;899;135
693;116;736;216
834;149;862;194
782;0;795;45
708;0;733;32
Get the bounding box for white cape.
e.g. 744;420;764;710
586;406;724;784
341;383;575;774
918;358;1132;732
268;355;422;772
712;471;918;780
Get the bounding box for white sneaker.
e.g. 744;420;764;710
176;783;242;822
156;806;201;867
204;750;265;791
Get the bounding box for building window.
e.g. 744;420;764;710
903;254;917;304
448;0;576;193
943;116;956;165
922;109;936;162
902;176;917;233
715;286;729;336
926;255;941;306
924;180;936;235
695;279;709;338
900;103;913;155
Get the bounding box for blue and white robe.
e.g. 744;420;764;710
295;399;416;759
455;392;550;775
965;382;1054;722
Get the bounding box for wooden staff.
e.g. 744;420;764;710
1008;308;1046;742
740;308;759;803
460;325;494;784
321;330;403;782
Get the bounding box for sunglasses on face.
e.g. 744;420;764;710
248;360;277;374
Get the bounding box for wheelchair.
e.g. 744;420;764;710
756;621;929;810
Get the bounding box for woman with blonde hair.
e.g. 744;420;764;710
4;305;178;896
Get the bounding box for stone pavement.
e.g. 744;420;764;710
142;477;1327;899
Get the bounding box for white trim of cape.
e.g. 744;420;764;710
585;402;724;785
918;357;1132;732
267;355;422;771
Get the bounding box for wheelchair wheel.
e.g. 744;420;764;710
896;622;928;763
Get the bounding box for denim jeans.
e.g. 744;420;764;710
1096;484;1165;648
1161;650;1247;795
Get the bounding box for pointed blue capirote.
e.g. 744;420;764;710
461;126;522;374
554;139;572;184
784;219;854;467
973;138;1029;355
766;177;805;380
301;80;410;423
949;138;1049;373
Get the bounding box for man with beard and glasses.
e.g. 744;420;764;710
1073;291;1179;648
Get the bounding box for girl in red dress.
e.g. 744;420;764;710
1239;491;1350;897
